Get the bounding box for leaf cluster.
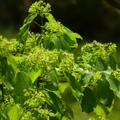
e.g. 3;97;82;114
0;0;120;120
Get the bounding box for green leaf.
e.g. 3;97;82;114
45;13;56;23
64;26;82;40
17;24;30;44
36;35;42;45
13;56;25;63
0;56;8;76
108;55;117;70
106;76;120;98
54;36;71;52
0;112;7;120
13;71;32;104
81;87;96;113
6;52;18;73
50;83;68;99
66;73;82;101
1;75;14;92
27;70;41;83
94;80;114;107
94;102;113;116
24;13;37;24
59;83;68;94
95;57;107;71
48;69;59;89
80;71;93;87
65;105;74;119
66;73;77;90
49;92;65;116
17;13;37;44
63;34;78;48
6;104;22;120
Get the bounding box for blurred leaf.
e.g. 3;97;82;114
13;56;25;63
54;36;71;52
17;13;38;44
0;56;8;76
27;70;41;83
36;35;42;45
59;83;68;94
17;24;29;44
81;87;96;113
94;80;114;107
66;73;82;101
106;76;120;98
95;57;107;71
6;104;22;120
94;102;113;117
108;55;117;70
13;71;32;104
1;75;14;92
0;112;7;120
64;26;82;39
65;105;74;119
80;71;93;87
24;13;37;24
63;34;78;48
48;69;59;89
6;52;18;73
49;92;65;116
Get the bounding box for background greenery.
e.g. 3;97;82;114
0;0;120;119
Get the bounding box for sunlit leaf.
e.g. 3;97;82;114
94;102;113;117
6;104;22;120
45;13;56;22
64;26;82;39
63;34;78;48
48;69;59;89
27;70;41;83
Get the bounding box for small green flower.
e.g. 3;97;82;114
29;0;51;17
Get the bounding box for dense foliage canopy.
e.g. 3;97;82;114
0;1;120;120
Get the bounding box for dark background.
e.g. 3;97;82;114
0;0;120;43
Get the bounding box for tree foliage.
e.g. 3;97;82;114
0;1;120;120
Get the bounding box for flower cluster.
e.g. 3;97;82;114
58;50;75;72
25;47;76;75
29;0;51;17
0;36;23;55
111;69;120;80
22;87;50;120
23;32;41;54
25;47;58;74
44;22;66;36
81;40;116;58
